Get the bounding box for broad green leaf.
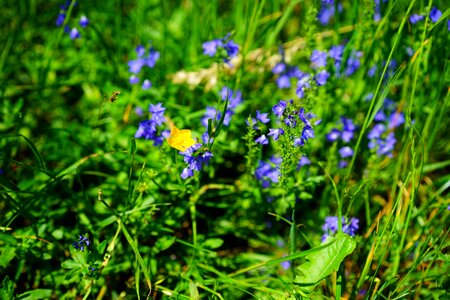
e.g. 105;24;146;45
0;245;16;268
17;289;52;300
189;281;199;300
155;236;176;252
202;238;224;249
0;276;14;300
61;259;83;269
294;233;356;294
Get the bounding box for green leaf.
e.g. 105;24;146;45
17;289;52;300
0;246;16;268
0;276;15;300
189;281;199;300
96;240;107;255
155;236;176;252
294;233;356;294
61;259;83;269
202;238;224;249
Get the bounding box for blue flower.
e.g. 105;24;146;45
255;135;269;145
310;50;328;68
201;107;219;127
129;75;139;85
135;103;166;146
202;40;223;56
314;70;330;86
388;111;405;129
142;79;152;90
318;4;335;25
272;100;287;118
145;48;160;68
136;45;146;57
272;63;286;74
73;235;91;251
255;159;280;188
149;103;166;125
202;34;239;63
268;128;285;141
328;45;344;62
339;146;354;158
56;13;66;27
128;58;145;74
179;144;213;179
295;73;311;98
127;45;160;86
344;51;363;76
256;110;270;124
135;106;144;116
326;128;341;142
367;65;377;77
338;160;348;168
221;87;243;109
69;28;80;39
409;14;424;24
276;74;291;89
79;15;88;27
368;123;386;140
223;40;239;59
297;156;311;170
321;216;359;242
281;260;291;270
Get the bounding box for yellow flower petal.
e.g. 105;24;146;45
167;125;196;151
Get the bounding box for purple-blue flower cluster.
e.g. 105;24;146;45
56;1;89;40
367;98;404;158
321;216;359;242
297;155;311;170
202;33;239;63
179;144;213;179
326;117;357;168
255;156;281;188
253;100;320;147
374;0;389;22
72;234;90;251
272;47;308;89
317;1;343;25
135;103;169;146
128;45;160;88
201;87;243;143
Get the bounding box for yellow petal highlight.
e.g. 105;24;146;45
167;125;196;151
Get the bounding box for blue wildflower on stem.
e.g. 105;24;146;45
179;144;213;179
321;216;359;243
202;33;239;64
135;102;169;146
72;234;91;251
255;157;281;188
367;99;404;158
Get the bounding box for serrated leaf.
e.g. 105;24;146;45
17;289;52;300
294;233;356;294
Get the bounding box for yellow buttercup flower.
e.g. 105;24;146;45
167;125;196;151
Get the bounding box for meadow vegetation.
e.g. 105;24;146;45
0;0;449;299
